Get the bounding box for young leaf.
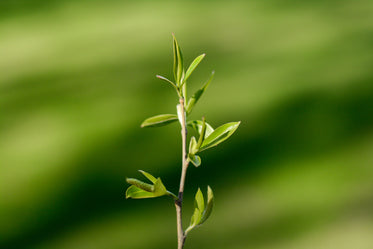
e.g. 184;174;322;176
187;120;214;138
153;178;168;196
200;121;241;151
126;178;154;192
186;188;206;234
189;136;198;155
183;54;205;85
126;171;173;199
156;75;178;92
200;186;214;224
188;154;201;167
172;34;184;86
126;185;157;199
190;189;204;227
141;114;178;128
189;208;201;234
195;188;205;214
139;170;157;184
186;71;215;114
196;117;206;149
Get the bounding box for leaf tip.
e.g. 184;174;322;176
125;186;131;199
172;33;178;41
197;187;202;195
207;185;212;192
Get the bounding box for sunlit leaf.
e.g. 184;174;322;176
186;71;214;114
196;117;206;149
200;186;214;224
189;136;198;155
189;208;201;231
126;171;173;199
153;178;168;196
188;154;201;167
126;185;156;199
126;178;154;192
139;170;157;184
186;188;207;234
172;33;184;86
141;114;178;128
195;188;205;216
190;189;204;226
183;54;205;84
200;121;240;151
156;75;178;92
187;120;214;138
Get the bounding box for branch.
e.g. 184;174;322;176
175;97;189;249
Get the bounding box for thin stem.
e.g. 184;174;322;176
175;97;189;249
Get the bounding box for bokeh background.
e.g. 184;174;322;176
1;0;373;248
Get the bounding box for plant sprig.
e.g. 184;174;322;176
126;34;240;249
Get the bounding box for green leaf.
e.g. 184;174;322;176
191;188;204;226
189;136;198;155
172;33;184;86
186;188;208;234
183;54;205;84
190;208;201;229
126;171;174;199
126;178;154;192
200;186;214;224
141;114;178;128
200;121;241;151
186;71;214;114
188;154;201;167
196;117;206;149
153;178;168;196
187;120;214;138
195;188;205;216
126;185;157;199
156;75;178;92
139;170;157;184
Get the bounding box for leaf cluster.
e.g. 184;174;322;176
126;170;177;199
185;186;214;235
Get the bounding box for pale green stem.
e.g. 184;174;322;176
175;97;189;249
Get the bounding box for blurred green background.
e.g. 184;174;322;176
1;0;373;248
